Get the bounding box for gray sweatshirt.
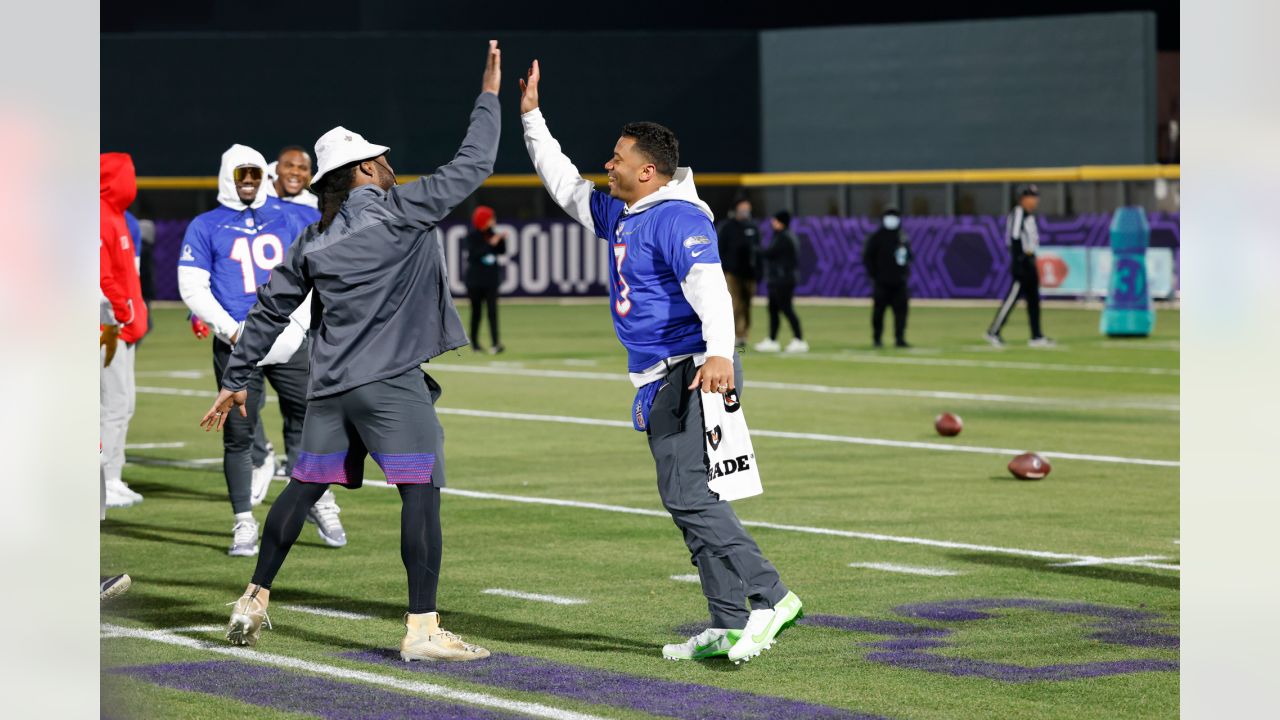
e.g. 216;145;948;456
223;92;500;399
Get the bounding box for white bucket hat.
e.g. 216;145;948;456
311;126;390;187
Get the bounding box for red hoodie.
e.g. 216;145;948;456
100;153;148;344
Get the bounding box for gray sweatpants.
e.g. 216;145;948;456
646;356;788;629
100;341;136;488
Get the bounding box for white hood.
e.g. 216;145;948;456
624;167;714;221
217;144;269;211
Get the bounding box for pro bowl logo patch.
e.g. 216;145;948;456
180;244;195;261
683;235;711;248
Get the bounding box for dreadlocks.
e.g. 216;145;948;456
315;163;358;232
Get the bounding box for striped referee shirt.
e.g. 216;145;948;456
1005;205;1040;255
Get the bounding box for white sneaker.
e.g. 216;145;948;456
662;627;742;660
229;517;259;557
1028;337;1057;348
784;338;810;353
105;479;141;507
306;491;347;548
727;591;804;663
250;452;276;506
753;338;781;352
105;484;137;509
984;332;1005;347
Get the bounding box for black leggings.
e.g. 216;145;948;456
467;286;500;346
767;284;803;341
252;480;442;613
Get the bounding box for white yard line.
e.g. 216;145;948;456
481;589;589;606
1049;555;1173;568
434;488;1180;572
276;604;375;621
669;574;701;583
124;442;187;450
783;352;1179;376
99;624;607;720
848;562;962;577
426;364;1177;412
434;407;1180;468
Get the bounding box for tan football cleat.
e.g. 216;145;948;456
226;585;271;646
399;611;490;662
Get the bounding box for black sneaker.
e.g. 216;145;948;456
471;342;485;353
895;340;911;348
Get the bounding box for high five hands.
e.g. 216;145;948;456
482;40;501;95
519;59;540;114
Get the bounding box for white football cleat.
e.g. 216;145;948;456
226;586;271;646
662;628;741;660
753;338;781;353
784;338;809;353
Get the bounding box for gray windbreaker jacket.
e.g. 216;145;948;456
222;92;500;399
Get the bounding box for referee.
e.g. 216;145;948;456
986;185;1055;347
201;40;502;662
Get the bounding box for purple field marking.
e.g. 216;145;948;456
343;649;891;720
680;600;1178;683
110;660;515;720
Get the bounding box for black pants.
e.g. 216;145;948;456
212;339;309;513
767;283;803;341
988;258;1043;339
467;285;500;347
252;479;442;613
872;282;909;344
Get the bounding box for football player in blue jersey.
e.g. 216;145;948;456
178;144;347;557
519;60;802;664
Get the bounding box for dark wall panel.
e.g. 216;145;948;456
760;13;1156;171
102;32;759;175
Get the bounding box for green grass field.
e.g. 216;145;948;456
101;301;1179;720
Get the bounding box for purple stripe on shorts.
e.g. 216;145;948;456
293;450;355;485
371;452;435;484
109;660;512;720
343;649;890;720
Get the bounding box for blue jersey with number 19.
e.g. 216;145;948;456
589;189;722;373
178;201;311;322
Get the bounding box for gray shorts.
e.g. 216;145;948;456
292;368;446;488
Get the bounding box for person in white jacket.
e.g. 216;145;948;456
518;59;802;665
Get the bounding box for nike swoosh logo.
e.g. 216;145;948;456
694;641;721;655
752;615;778;644
691;249;707;257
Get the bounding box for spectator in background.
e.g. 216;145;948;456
754;210;806;353
100;153;149;508
464;205;506;354
986;185;1053;347
266;145;320;209
862;208;912;348
717;197;759;349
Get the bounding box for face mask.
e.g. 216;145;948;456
883;215;900;231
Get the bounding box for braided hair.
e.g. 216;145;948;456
315;163;358;232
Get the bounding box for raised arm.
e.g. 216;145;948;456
519;60;598;231
387;41;502;229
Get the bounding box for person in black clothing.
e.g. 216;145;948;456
717;197;760;348
754;211;807;353
464;205;506;354
862;208;912;348
986;185;1054;347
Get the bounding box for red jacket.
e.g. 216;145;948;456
100;153;147;344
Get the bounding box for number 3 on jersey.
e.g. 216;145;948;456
229;234;284;293
613;243;632;316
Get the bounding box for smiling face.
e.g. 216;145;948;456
604;136;653;203
233;164;263;204
274;149;312;198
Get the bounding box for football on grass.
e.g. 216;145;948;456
1008;452;1051;480
934;412;963;436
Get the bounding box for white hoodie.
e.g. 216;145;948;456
522;108;735;384
180;144;310;364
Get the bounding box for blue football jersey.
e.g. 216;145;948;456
589;192;721;372
178;203;310;322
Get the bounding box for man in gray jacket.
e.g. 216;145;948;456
201;40;502;662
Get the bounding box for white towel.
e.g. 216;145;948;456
701;390;763;501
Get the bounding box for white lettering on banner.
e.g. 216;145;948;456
444;225;468;296
520;224;551;294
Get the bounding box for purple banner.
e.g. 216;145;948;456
148;213;1180;301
